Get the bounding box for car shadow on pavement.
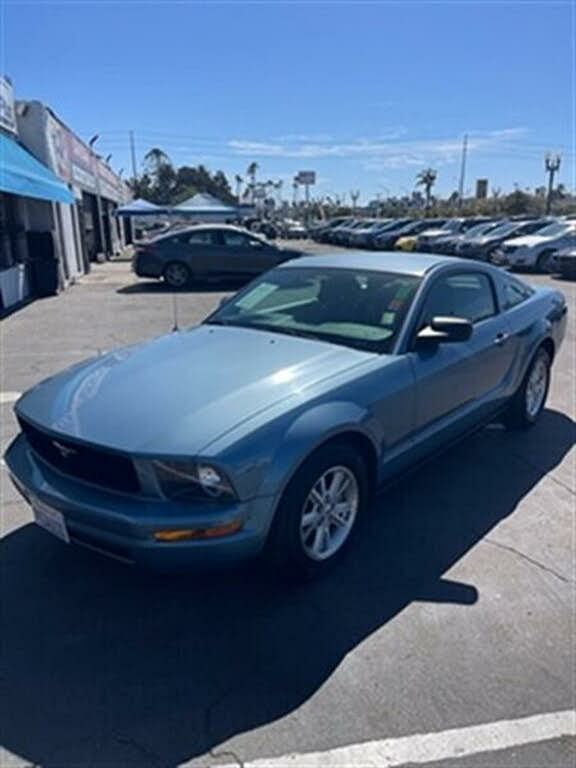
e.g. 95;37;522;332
1;410;574;767
117;279;248;295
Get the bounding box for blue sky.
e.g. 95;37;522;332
3;0;574;201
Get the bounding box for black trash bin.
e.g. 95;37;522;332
27;231;60;297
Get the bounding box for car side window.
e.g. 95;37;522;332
222;232;250;247
502;278;533;309
182;230;216;245
420;272;497;326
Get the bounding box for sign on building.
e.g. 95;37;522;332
476;179;488;199
0;77;17;135
296;171;316;185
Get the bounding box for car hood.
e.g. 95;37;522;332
502;232;564;248
467;234;504;245
277;246;304;256
16;326;372;456
419;228;447;238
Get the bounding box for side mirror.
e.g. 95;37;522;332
416;316;473;346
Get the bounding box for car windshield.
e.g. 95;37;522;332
487;222;523;238
439;219;464;232
205;267;420;353
465;221;501;238
535;221;574;238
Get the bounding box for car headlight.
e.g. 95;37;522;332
153;460;236;501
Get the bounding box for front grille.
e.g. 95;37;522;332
19;418;140;494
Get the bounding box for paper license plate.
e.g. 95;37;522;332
33;499;70;543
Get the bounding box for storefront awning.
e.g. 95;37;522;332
0;133;74;204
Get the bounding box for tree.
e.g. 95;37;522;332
246;162;259;203
128;172;153;200
234;174;243;201
155;163;176;205
502;189;533;216
144;148;170;176
416;168;437;213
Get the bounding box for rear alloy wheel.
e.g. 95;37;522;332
502;347;551;429
265;443;368;579
164;262;191;289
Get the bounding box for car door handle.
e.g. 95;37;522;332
493;332;510;346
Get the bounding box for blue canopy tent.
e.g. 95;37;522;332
172;193;239;221
0;133;74;204
117;198;167;216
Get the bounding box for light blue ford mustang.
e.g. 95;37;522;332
5;252;567;578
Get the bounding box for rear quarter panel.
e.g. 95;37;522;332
498;284;567;394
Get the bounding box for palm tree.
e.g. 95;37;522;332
246;162;259;203
274;180;283;206
144;147;170;177
292;178;299;208
416;168;437;213
234;174;243;201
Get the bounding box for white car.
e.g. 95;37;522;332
493;220;576;272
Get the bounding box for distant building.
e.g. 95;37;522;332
476;179;489;199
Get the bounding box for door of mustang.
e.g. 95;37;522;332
409;269;516;449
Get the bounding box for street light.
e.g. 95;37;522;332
87;134;106;259
545;153;561;215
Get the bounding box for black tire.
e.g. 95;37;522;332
264;442;369;580
536;250;555;273
502;347;551;430
163;261;191;289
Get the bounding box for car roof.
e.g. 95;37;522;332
153;223;255;241
280;250;465;276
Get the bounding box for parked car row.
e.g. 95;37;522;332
311;215;576;275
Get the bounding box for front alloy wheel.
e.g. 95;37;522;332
299;466;359;561
265;443;368;579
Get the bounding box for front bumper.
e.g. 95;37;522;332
5;434;275;570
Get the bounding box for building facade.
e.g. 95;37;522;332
16;99;129;287
0;77;76;311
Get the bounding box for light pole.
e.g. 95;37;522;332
88;134;107;260
545;153;561;215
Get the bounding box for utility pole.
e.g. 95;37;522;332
545;153;561;214
304;182;311;224
350;189;360;213
457;133;468;210
129;130;138;182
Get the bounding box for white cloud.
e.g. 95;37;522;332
227;128;529;166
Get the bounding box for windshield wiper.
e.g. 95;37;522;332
204;317;237;327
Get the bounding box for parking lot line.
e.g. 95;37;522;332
0;392;21;404
216;710;575;768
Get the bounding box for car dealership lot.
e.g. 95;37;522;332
1;246;574;767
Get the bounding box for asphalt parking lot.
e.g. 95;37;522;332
1;243;575;768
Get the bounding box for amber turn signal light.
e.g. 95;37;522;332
154;520;243;542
